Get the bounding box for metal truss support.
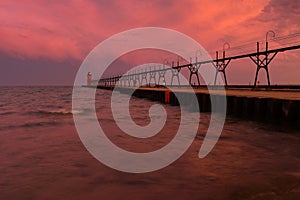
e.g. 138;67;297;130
214;43;231;86
149;66;156;85
188;58;201;86
171;61;181;86
141;70;148;86
250;41;278;88
157;67;166;86
129;74;134;86
124;76;129;87
134;71;140;87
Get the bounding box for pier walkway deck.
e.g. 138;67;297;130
135;87;300;101
96;86;300;130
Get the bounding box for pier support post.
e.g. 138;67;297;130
188;57;201;86
128;74;134;86
250;31;277;89
158;67;166;86
171;61;181;86
141;70;148;86
214;43;231;86
250;42;277;89
149;66;157;86
134;71;140;87
124;75;129;87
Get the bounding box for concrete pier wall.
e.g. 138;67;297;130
100;86;300;130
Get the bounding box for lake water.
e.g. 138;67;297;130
0;86;299;199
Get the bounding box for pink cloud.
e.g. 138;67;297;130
0;0;108;60
0;0;272;61
0;0;300;84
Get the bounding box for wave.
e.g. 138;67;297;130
0;109;81;117
0;120;62;131
21;121;61;127
0;111;16;115
34;109;82;116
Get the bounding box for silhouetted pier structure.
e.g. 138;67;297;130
88;32;300;129
97;31;300;89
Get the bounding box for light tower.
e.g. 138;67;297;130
87;72;92;86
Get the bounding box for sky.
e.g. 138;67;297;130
1;0;300;85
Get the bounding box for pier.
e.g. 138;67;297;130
96;31;300;89
94;85;300;130
88;31;300;130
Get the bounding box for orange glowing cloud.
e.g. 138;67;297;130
0;0;106;60
0;0;299;62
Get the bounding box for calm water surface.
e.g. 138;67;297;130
0;86;299;200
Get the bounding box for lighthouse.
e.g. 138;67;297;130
87;72;92;86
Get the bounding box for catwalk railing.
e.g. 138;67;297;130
95;31;300;89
